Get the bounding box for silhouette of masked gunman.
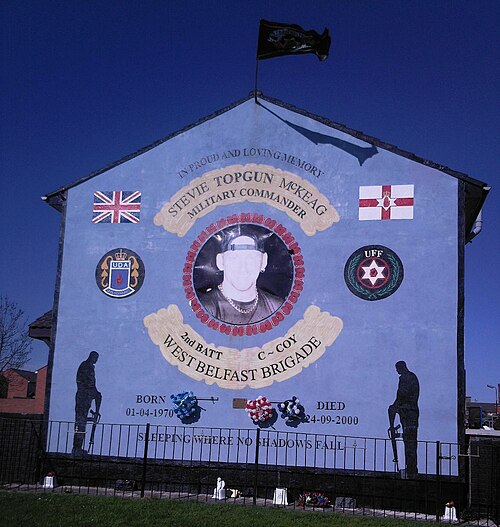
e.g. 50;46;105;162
72;351;101;455
388;361;420;477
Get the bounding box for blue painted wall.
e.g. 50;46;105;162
48;98;459;472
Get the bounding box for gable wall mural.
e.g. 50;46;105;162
47;98;459;475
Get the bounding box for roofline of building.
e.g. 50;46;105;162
42;93;257;211
6;369;37;382
41;91;490;233
261;94;488;189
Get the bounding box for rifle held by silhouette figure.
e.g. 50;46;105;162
88;392;102;451
388;405;401;472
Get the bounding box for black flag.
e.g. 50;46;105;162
257;19;331;61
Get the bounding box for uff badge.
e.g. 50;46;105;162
96;248;145;298
344;245;403;301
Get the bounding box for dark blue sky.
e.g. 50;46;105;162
1;1;498;402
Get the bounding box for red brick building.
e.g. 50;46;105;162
0;366;47;415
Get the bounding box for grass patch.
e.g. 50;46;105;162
0;491;436;527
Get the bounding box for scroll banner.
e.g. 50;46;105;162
144;305;343;389
154;164;340;236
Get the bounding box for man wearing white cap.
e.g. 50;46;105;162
199;229;283;324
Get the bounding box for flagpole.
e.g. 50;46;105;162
254;58;259;103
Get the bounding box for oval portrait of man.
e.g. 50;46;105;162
193;223;294;326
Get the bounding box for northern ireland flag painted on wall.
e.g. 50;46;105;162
359;185;414;221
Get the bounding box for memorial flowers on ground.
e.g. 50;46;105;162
296;491;332;508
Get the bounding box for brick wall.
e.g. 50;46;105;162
0;366;47;415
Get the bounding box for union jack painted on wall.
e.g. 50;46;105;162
359;185;414;221
92;191;141;224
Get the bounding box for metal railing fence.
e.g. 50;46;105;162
1;417;497;524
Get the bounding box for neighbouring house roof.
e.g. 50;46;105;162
7;369;37;383
41;92;489;242
29;310;53;344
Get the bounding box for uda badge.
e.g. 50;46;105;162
96;248;145;298
344;245;403;301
